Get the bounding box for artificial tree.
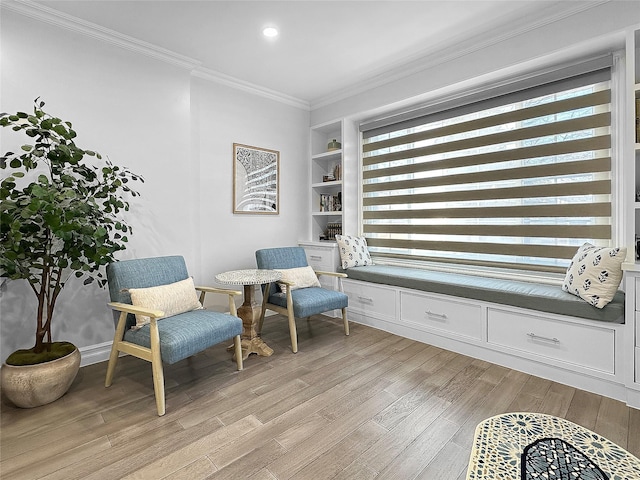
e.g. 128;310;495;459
0;98;142;364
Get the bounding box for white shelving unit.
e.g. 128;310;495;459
623;24;640;409
310;120;344;242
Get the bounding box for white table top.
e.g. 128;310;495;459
215;269;281;285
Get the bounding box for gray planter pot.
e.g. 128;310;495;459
1;348;81;408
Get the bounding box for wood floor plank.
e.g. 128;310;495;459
538;381;575;417
265;390;398;480
564;389;602;430
414;440;470;480
375;415;460;480
207;384;350;469
594;396;632;449
161;457;217;480
289;420;387;480
120;415;262;480
337;395;452;478
628;407;640;458
1;313;637;480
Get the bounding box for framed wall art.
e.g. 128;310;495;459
232;143;279;214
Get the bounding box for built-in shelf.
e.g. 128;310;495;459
310;120;344;241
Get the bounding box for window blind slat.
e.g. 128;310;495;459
363;224;610;239
366;238;580;259
363;157;610;193
362;202;611;219
363;136;611;177
363;180;610;206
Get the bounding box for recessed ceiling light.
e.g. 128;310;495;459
263;26;278;38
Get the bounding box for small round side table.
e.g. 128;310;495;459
215;269;281;360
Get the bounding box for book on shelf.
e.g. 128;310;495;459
319;192;342;212
319;222;342;241
636;96;640;143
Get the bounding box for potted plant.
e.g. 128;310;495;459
0;98;142;408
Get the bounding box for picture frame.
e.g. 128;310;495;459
232;143;279;214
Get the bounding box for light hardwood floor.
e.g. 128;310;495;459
2;315;639;480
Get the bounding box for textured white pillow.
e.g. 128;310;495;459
562;243;626;308
276;266;321;294
129;277;202;329
336;234;374;269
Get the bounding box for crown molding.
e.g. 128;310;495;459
2;0;203;70
310;0;611;110
192;67;310;111
2;0;310;109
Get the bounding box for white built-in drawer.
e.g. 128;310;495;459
400;291;482;341
304;246;336;271
487;308;615;374
635;347;640;383
343;280;396;319
636;312;640;348
636;278;640;312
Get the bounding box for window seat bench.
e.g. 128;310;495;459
337;264;634;407
340;264;625;324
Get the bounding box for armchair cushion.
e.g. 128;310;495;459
276;266;321;294
129;277;203;329
268;287;348;318
123;309;243;364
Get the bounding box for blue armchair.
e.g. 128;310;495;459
105;255;243;416
255;247;349;353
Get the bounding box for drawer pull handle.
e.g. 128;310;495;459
309;255;322;260
357;296;374;304
527;332;560;344
426;310;447;320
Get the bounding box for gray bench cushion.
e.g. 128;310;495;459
341;265;624;324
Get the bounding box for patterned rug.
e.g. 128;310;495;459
466;412;640;480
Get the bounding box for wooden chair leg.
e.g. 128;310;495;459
151;355;166;416
149;321;166;416
288;307;298;353
234;335;243;370
105;341;120;387
105;312;127;387
342;307;349;336
285;289;298;353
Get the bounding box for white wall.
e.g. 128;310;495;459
190;77;309;309
0;10;309;363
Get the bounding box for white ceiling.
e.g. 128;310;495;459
32;0;589;107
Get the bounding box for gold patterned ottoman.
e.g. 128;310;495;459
466;412;640;480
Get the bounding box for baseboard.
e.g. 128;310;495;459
79;341;112;367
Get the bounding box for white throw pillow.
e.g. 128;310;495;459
336;234;374;269
562;243;626;309
129;277;203;329
275;266;321;294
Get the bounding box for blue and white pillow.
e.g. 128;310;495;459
336;235;374;269
562;243;626;308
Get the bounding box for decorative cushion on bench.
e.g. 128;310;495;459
341;264;624;324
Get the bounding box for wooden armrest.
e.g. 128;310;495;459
315;270;348;278
108;302;164;319
277;280;295;286
195;286;242;297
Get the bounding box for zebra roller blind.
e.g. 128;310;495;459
361;59;612;272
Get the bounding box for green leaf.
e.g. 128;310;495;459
9;159;21;168
21;144;33;152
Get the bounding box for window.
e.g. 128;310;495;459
361;59;612;273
